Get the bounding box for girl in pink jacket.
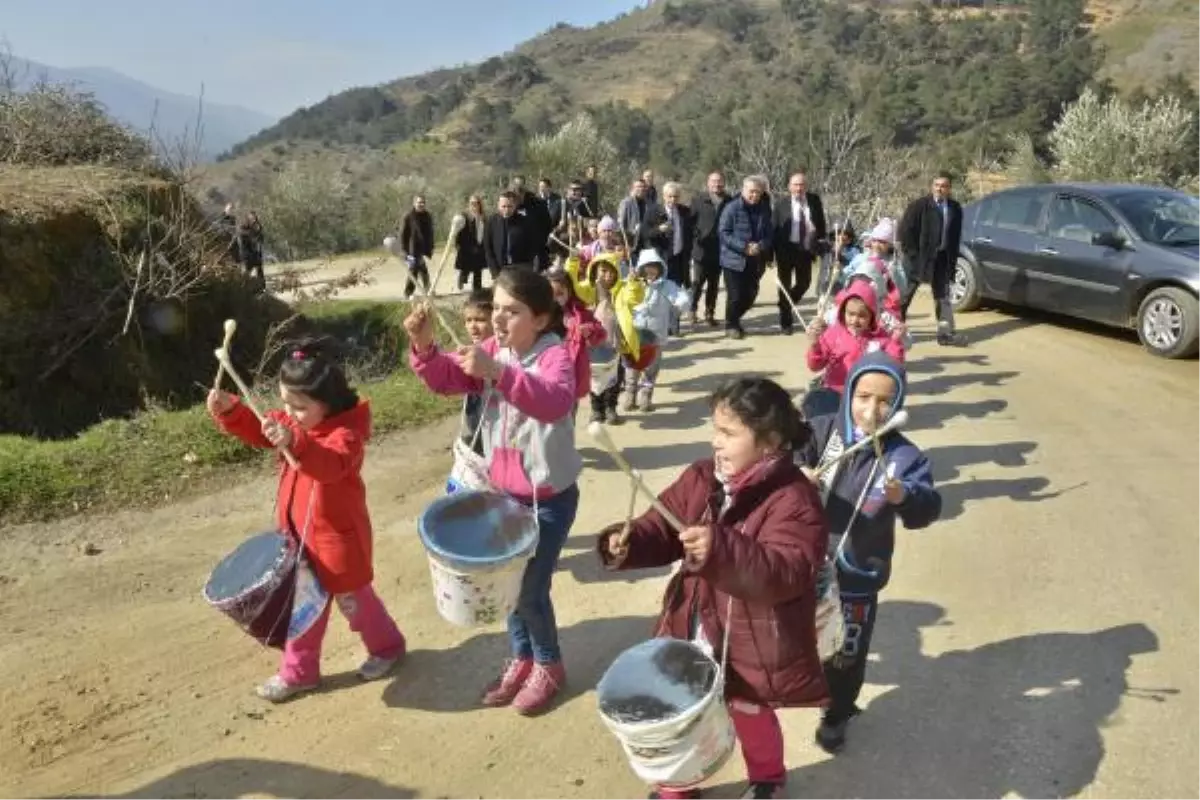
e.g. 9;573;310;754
806;282;905;394
548;268;607;403
404;269;581;717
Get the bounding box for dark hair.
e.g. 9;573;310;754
538;177;552;186
464;286;494;314
709;377;811;452
279;336;359;416
934;170;953;183
499;190;518;203
493;268;567;339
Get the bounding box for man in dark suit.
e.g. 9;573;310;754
657;181;695;290
484;191;535;277
771;171;827;334
689;171;732;327
899;171;964;346
511;175;552;271
581;165;601;217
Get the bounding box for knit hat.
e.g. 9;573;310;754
598;215;617;232
866;218;895;245
635;248;665;272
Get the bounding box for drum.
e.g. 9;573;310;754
625;329;660;372
203;531;328;649
589;342;620;394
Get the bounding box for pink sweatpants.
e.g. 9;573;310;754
655;699;786;797
279;584;405;686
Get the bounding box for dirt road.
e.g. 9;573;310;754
2;258;1196;798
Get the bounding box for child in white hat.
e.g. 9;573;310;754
827;219;909;347
622;248;691;412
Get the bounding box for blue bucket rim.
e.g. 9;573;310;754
418;490;537;566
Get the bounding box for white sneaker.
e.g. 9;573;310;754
357;655;401;681
256;675;318;703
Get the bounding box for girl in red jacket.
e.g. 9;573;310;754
208;338;406;703
548;268;607;405
599;377;829;800
807;282;906;395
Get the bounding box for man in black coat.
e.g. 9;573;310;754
511;175;552;271
689;171;732;328
658;181;695;290
771;171;827;334
899;171;965;346
582;165;601;217
484;192;536;277
400;194;434;298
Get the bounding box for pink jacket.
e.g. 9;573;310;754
563;299;607;400
409;333;582;500
807;282;905;393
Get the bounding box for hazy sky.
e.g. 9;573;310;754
3;0;641;117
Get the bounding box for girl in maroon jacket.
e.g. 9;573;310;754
598;377;829;800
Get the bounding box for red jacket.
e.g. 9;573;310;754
214;399;375;594
807;282;905;393
563;299;607;400
598;458;830;708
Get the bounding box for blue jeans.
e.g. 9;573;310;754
508;483;579;664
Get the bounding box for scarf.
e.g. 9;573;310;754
713;452;787;515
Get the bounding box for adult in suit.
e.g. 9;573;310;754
616;178;662;255
453;195;488;292
689;171;732;327
656;182;695;290
484;192;536;277
582;165;601;217
511;175;552;271
899;171;964;346
718;175;773;340
771;172;827;334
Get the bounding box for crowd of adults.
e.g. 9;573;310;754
394;164;965;345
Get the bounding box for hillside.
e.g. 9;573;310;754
204;0;1196;212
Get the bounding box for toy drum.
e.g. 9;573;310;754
626;329;660;372
589;342;620;393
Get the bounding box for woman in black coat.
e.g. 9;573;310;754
454;195;488;291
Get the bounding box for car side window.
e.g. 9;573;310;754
985;192;1048;233
1046;195;1117;244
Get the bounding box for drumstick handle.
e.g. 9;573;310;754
213;349;300;468
590;425;686;531
814;434;875;477
617;473;640;547
213;321;237;391
772;272;808;331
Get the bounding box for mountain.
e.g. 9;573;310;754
205;0;1196;208
11;57;277;162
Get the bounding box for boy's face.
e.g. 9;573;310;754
850;372;898;433
463;308;493;344
642;264;663;283
843;297;873;335
839;232;853;247
597;267;618;289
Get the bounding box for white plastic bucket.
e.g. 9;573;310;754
417;491;539;628
597;638;737;789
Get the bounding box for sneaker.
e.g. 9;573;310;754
936;331;968;347
815;707;859;754
637;388;654;412
621;390;638;413
256;675;318;703
741;783;783;799
706;314;719;328
725;328;745;340
511;661;566;716
607;407;624;425
589;408;607;425
781;326;794;336
357;654;402;682
481;658;533;707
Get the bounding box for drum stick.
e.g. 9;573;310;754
815;409;908;477
773;272;808;331
616;473;640;548
587;422;686;532
212;318;237;391
428;214;465;298
213;348;300;468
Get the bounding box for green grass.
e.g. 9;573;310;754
0;299;461;525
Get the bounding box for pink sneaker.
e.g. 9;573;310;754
481;658;533;707
512;661;565;716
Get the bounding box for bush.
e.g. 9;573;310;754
0;299;462;524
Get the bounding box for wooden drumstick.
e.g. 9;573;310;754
212;319;237;391
587;422;685;532
213;348;300;468
616;472;640;548
772;272;808;331
814;409;909;477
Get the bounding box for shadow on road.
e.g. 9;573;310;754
382;614;655;713
906;399;1011;431
904;353;992;375
924;441;1040;482
937;476;1084;522
955;315;1034;345
907;370;1021;395
558;546;673;586
708;601;1165;799
83;758;415;799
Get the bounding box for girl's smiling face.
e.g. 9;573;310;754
279;386;328;430
711;402;778;478
551;280;570;307
492;286;548;354
842;297;873;335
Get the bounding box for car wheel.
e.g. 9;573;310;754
950;257;983;313
1136;286;1199;359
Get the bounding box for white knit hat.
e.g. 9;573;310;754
635;248;665;272
866;218;895;245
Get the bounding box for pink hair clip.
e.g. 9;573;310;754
291;349;307;360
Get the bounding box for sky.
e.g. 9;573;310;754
2;0;642;117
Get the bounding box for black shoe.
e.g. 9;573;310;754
725;328;745;340
706;314;718;328
606;407;623;425
937;331;968;347
740;783;783;799
815;707;860;754
589;408;606;425
781;326;794;336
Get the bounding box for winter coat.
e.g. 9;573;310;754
718;195;773;273
691;191;733;269
797;352;942;593
597;457;830;708
631;274;691;342
213;400;376;594
807;282;905;393
563;299;607;400
453;213;487;273
409;333;580;501
401;210;434;259
899;194;963;283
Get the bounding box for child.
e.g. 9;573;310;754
623;249;691;413
839;219;908;342
599;377;829;800
207;337;406;702
796;352;941;753
831;225;860;291
454;288;494;474
588;255;638;425
807;282;905;395
547;268;607;411
405;269;581;715
579;215;621;273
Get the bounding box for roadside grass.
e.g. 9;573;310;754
0;299;460;525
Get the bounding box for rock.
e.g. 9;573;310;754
222;727;232;737
81;543;101;556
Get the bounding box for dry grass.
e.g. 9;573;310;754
0;164;173;220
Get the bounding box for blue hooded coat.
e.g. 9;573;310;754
797;351;941;592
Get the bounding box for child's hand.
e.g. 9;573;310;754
403;305;435;351
456;345;502;381
884;477;907;505
606;526;630;568
207;389;236;416
679;525;713;566
807;318;826;342
262;418;293;450
891;321;908;341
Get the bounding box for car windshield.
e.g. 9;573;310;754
1109;191;1200;246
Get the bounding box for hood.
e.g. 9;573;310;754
836;281;880;326
598;215;617;232
312;399;372;442
635;248;665;272
865;217;895;244
838;352;906;445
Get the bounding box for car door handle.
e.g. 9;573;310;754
973;236;993;244
1036;247;1059;255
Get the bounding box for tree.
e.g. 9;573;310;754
523;113;622;202
1048;88;1196;188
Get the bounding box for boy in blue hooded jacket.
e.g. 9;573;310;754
797;351;942;753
